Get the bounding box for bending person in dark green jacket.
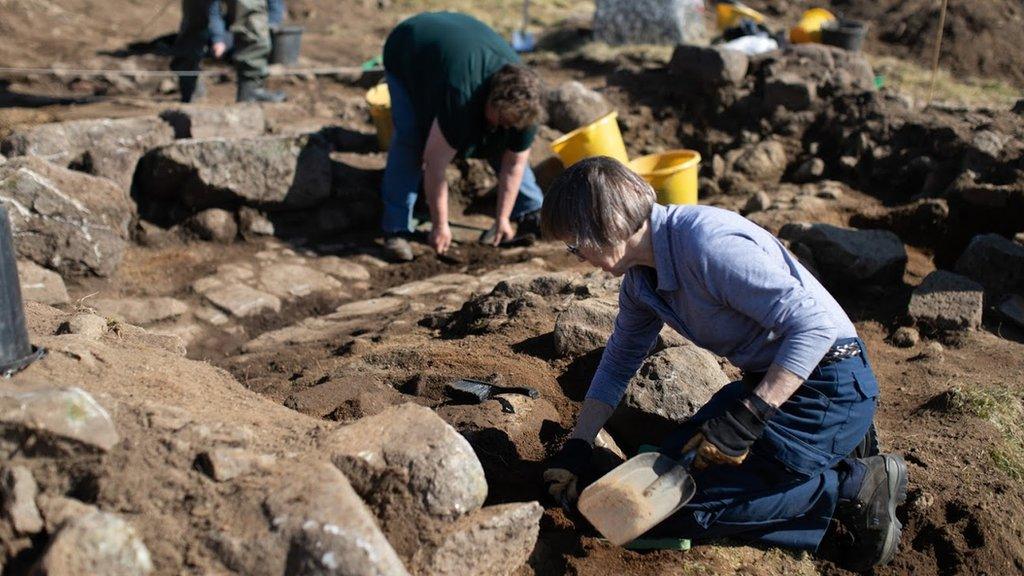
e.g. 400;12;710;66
380;12;546;262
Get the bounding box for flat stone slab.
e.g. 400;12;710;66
91;297;189;325
315;256;371;282
332;297;406;319
204;285;281;318
256;263;343;300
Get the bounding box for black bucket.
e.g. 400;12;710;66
270;26;304;66
0;204;46;378
821;19;868;52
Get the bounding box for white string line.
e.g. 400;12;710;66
0;66;371;78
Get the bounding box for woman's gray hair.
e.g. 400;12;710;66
541;156;656;249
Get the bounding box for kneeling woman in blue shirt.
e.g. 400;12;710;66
541;157;907;571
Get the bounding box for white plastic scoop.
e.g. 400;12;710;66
577;451;697;546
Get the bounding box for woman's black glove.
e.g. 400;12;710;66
543;438;593;504
684;395;776;470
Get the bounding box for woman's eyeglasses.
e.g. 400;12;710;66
565;243;583;260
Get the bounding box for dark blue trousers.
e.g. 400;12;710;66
652;338;879;551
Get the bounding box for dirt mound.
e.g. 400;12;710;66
745;0;1024;88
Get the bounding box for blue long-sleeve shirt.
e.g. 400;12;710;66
586;204;857;407
208;0;285;46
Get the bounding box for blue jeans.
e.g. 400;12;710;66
653;338;879;551
380;74;545;235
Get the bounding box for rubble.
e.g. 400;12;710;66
267;462;409;576
413;502;542;576
0;116;175;189
0;387;119;455
33;510;154;576
669;44;748;87
606;344;729;454
779;223;907;288
955;233;1024;296
553;298;619;358
1;465;44;535
0;157;133;277
908;271;985;331
196;447;277;482
327;404;487;524
185;208;238;243
136;133;333;211
999;295;1024;329
892;326;921;348
17;260;69;305
158;103;267;139
545;81;612;133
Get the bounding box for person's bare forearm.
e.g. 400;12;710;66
748;363;803;411
570;398;616;445
423;162;449;226
495;150;528;222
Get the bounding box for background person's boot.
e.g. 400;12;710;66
384;235;414;262
179;76;206;103
236;79;286;103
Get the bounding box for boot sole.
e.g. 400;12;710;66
878;454;909;567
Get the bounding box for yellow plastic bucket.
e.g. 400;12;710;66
366;83;393;150
550;111;629;168
789;8;836;44
715;2;766;31
628;150;701;205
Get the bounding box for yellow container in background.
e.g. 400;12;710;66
789;8;836;44
628;150;701;205
715;2;766;31
366;83;393;150
550;111;629;168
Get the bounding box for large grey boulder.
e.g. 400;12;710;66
326;403;488;556
545;81;612;133
413;503;542;576
0;157;133;277
606;344;729;454
0;116;174;189
669;44;748;87
17;260;69;305
553;298;618;358
955;234;1024;296
594;0;706;45
158;103;267;139
779;223;907;288
265;462;409;576
135;133;332;211
908;270;984;331
0;387;120;456
33;510;153;576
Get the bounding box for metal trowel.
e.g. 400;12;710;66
578;451;697;546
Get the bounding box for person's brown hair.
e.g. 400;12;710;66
541;156;656;248
487;64;546;130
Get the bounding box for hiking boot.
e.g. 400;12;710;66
237;80;287;103
383;235;414;262
832;454;908;571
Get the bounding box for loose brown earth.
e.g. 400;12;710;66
3;1;1024;575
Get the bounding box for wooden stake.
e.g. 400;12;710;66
927;0;949;107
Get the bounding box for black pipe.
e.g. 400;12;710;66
0;204;46;378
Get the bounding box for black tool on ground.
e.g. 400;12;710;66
821;19;868;52
445;378;540;404
270;26;305;66
0;204;47;378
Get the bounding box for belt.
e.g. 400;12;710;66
818;340;862;366
741;340;863;385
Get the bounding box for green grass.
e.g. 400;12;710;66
869;55;1021;109
946;385;1024;482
